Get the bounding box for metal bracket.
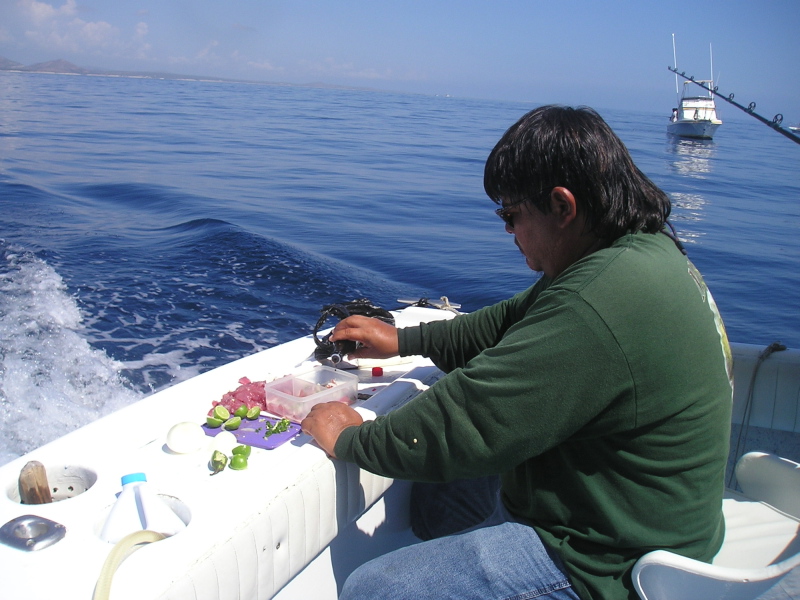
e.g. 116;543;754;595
0;515;66;551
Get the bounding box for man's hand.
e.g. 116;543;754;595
329;315;399;360
301;402;363;457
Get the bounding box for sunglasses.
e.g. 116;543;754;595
495;197;531;229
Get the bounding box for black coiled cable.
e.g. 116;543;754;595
312;298;395;364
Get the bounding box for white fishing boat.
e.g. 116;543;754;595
0;302;798;600
668;81;723;140
668;36;723;140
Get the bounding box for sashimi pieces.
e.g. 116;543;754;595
209;377;267;416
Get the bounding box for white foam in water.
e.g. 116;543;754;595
0;250;141;466
122;346;206;390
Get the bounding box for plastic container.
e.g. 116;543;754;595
264;366;358;421
100;473;186;544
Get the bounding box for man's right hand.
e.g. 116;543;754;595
329;315;399;360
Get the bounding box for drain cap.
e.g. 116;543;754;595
0;515;66;551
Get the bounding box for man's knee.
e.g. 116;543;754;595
340;554;411;599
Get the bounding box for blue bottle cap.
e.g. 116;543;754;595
121;472;147;486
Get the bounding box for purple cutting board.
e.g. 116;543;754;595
202;414;302;450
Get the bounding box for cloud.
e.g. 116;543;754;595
20;0;78;24
196;40;219;60
165;41;222;69
24;16;119;53
247;59;280;72
16;0;151;60
75;19;116;45
299;56;405;82
232;23;256;34
133;23;150;59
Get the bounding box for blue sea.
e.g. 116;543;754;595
1;72;798;466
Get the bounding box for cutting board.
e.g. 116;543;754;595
201;414;302;450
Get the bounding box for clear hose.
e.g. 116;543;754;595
93;530;166;600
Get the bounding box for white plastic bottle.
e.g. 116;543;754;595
136;476;186;537
100;473;185;543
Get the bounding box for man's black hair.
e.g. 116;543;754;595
484;105;671;240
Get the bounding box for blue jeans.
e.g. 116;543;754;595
340;478;580;600
410;476;503;541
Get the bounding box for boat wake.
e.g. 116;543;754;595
0;243;140;465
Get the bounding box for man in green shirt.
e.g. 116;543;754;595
302;105;733;600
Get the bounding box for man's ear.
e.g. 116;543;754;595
549;187;578;227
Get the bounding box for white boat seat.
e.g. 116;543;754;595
632;452;800;600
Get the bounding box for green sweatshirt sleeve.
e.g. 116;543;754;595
397;280;549;372
335;286;631;482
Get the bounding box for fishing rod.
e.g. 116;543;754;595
667;66;800;146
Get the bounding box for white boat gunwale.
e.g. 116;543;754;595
0;306;454;599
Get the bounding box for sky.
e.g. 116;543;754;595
1;0;799;117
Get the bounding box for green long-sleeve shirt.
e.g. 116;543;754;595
335;231;733;600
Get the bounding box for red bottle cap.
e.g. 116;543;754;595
371;366;383;377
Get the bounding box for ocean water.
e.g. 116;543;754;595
1;72;798;466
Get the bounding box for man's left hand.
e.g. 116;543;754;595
301;402;363;457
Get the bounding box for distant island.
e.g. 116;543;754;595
0;55;255;84
0;55;383;93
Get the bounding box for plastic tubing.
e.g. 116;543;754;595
92;530;166;600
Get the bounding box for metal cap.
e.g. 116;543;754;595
0;515;66;551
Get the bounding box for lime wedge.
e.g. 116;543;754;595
234;405;248;418
212;405;230;421
223;416;242;431
206;416;224;428
246;406;260;420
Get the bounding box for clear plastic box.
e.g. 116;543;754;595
263;366;358;422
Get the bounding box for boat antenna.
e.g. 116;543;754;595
709;43;714;100
666;66;800;146
672;34;679;105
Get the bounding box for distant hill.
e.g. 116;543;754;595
20;59;88;74
0;55;243;83
0;55;386;94
0;56;24;70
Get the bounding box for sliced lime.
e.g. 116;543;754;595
206;416;224;428
234;405;248;418
246;406;260;420
212;405;230;421
223;416;242;431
